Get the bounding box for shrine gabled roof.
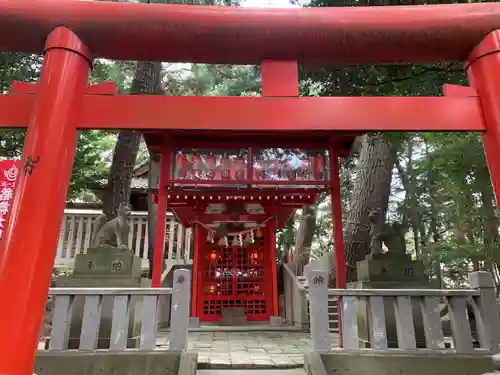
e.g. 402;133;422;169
165;187;318;227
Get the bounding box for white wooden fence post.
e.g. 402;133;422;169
469;271;500;353
307;269;330;352
170;268;191;351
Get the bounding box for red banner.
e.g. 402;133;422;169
0;160;20;239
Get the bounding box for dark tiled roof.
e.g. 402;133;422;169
93;161;151;190
94;177;148;190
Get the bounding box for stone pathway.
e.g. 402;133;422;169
157;330;339;369
38;328;338;369
198;369;306;375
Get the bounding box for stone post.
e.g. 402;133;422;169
469;271;500;353
482;354;500;374
307;269;330;352
170;268;191;351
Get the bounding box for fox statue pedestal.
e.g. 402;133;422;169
348;252;435;348
54;247;151;349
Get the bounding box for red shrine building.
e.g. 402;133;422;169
144;128;353;323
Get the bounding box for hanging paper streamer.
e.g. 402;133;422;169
256;227;262;238
244;232;252;244
232;236;239;246
193;216;273;244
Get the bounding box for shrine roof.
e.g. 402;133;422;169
165;188;318;227
143;130;357;156
1;1;499;65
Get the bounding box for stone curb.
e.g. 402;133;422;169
197;362;304;370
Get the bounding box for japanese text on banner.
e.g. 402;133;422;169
0;160;20;239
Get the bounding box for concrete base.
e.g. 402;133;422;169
35;351;198;375
270;316;283;326
55;250;151;349
220;307;248;326
190;317;200;329
304;351;494;375
349;252;437;348
44;337;140;350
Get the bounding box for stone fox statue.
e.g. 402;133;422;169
91;203;132;249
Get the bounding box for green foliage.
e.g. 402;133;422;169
0;52;116;200
69;131;116;201
295;0;499;286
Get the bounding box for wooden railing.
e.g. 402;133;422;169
308;270;500;353
282;263;339;332
282;263;309;327
43;269;191;351
55;209;193;270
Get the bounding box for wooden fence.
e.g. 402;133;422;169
308;269;500;353
43;269;191;351
55;209;193;271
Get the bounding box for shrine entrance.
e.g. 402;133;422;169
198;225;271;322
144;133;337;324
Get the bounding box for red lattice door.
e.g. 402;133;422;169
198;231;272;322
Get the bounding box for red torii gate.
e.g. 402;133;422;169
1;1;500;374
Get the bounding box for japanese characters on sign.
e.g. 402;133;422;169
173;148;329;182
0;160;20;239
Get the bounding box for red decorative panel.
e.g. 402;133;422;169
171;147;328;185
198;230;273;322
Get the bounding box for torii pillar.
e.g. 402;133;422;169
0;27;91;375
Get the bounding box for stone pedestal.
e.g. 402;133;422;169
348;252;436;348
54;248;151;349
220;307;247;326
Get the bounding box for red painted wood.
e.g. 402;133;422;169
191;224;201;318
261;60;298;97
442;84;477;97
2;1;500;64
11;80;117;95
152;150;171;288
198;232;273;322
467;30;500;219
268;221;279;317
0;27;91;375
0;95;485;132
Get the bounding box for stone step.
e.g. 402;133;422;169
198;370;306;375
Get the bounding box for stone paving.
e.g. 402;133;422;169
38;327;338;369
157;330;340;368
198;369;306;375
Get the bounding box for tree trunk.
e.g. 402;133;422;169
147;153;161;279
291;205;317;276
335;133;397;282
102;61;163;219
